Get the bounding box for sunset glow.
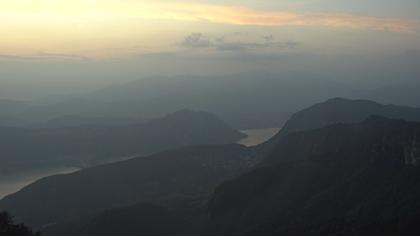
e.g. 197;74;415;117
0;0;416;58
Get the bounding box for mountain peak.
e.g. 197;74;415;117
322;97;381;106
281;98;420;135
164;109;213;119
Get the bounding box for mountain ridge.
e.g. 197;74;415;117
0;109;245;165
258;97;420;158
208;116;420;236
0;143;255;227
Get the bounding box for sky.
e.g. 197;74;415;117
1;0;419;58
0;0;419;100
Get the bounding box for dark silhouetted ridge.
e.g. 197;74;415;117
258;98;420;158
0;144;254;227
43;203;188;236
208;117;420;236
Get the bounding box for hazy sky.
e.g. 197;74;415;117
0;0;419;100
1;0;419;57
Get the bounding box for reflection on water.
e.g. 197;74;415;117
237;128;280;147
0;166;80;199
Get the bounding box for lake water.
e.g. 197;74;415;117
0;128;280;199
0;165;80;199
237;128;280;147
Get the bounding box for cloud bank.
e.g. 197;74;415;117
0;1;415;58
181;33;299;52
142;2;414;32
1;1;414;32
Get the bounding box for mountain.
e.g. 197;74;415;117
281;98;420;135
259;98;420;156
43;204;190;236
208;116;420;236
42;115;141;128
0;211;41;236
0;144;255;227
20;76;366;129
5;99;420;236
0;110;245;164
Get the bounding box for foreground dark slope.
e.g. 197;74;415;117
209;116;420;236
0;144;254;227
43;203;190;236
0;211;41;236
0;110;245;164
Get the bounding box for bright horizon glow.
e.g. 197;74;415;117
0;0;416;58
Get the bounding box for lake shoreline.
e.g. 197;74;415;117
237;127;280;147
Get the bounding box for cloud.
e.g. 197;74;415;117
3;1;411;32
181;33;212;49
215;41;300;52
263;35;275;42
0;54;36;60
181;33;300;52
0;1;415;58
139;2;415;33
0;52;88;61
35;52;89;60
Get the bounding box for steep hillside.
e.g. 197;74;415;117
43;204;191;236
281;98;420;135
0;144;254;227
259;98;420;156
209;117;420;236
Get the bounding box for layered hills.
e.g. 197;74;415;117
3;98;420;236
0;110;245;165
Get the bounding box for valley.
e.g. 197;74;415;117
1;4;419;234
237;128;280;147
0;164;80;199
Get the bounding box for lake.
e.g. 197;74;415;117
237;128;280;147
0;128;280;199
0;165;80;199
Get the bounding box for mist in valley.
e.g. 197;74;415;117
1;1;420;236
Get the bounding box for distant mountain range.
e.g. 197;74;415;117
0;77;383;129
3;98;420;236
0;110;245;165
3;75;420;130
